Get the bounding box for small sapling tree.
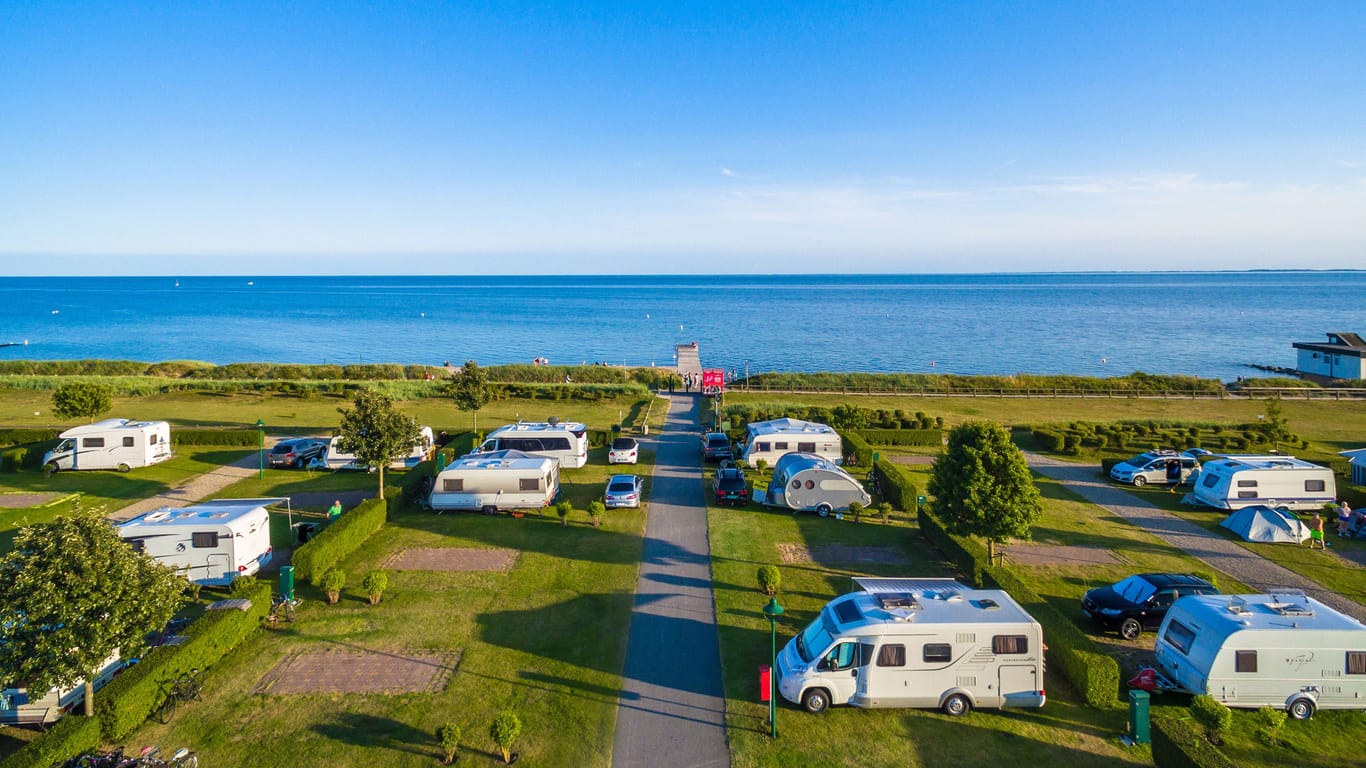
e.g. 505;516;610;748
51;382;113;424
848;500;864;524
877;501;892;524
1190;695;1232;745
757;565;781;597
336;389;423;500
448;360;491;432
437;722;461;764
490;710;522;765
928;420;1044;563
362;569;388;605
321;568;346;605
587;500;605;528
556;500;572;527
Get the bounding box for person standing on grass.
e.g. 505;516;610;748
328;499;343;522
1309;512;1326;550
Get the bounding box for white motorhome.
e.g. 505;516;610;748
740;418;843;467
117;501;273;586
474;419;589;469
42;419;172;472
776;578;1046;716
762;452;871;517
1190;456;1336;511
429;449;559;514
1154;592;1366;719
1;650;123;727
322;425;435;471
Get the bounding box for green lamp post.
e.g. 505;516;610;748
763;596;785;738
256;419;265;479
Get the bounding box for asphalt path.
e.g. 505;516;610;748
611;394;729;768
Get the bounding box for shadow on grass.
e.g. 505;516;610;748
310;712;433;757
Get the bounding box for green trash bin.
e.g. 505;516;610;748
1128;689;1150;744
280;565;295;602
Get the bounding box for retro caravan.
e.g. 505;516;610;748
116;501;273;586
776;578;1046;716
762;452;870;517
1154;592;1366;719
740;418;842;467
41;419;172;473
1191;456;1336;511
428;449;559;515
474;419;589;469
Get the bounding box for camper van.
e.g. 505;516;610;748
42;419;172;473
1154;592;1366;719
740;418;843;467
428;449;559;514
1190;456;1336;511
321;426;435;471
117;501;273;586
762;452;871;516
474;420;589;469
1;651;123;727
776;578;1046;716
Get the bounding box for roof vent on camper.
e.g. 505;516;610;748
1267;600;1315;617
877;593;919;611
1227;596;1248;615
887;608;917;622
209;511;231;519
974;599;1000;610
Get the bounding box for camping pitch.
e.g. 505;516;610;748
1220;505;1309;544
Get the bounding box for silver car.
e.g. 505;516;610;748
604;474;645;508
1109;451;1199;487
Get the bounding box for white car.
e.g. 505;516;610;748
608;437;639;464
1109;450;1199;487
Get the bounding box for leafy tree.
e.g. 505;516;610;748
51;382;113;424
448;360;491;431
756;565;781;596
1259;397;1292;449
556;500;573;526
362;569;389;605
587;500;606;528
437;722;461;764
928;420;1044;562
0;503;185;716
490;710;522;765
321;568;346;604
336;389;423;500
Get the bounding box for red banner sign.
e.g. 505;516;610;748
702;369;725;395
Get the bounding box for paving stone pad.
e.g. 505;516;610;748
256;649;459;694
381;547;518;572
0;493;63;509
777;542;910;565
1007;542;1119;566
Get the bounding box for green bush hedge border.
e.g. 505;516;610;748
872;460;919;513
858;428;944;447
1151;716;1234;768
171;429;261;447
291;496;389;584
0;713;100;768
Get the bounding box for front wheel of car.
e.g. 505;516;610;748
1119;618;1143;640
1132;476;1147;487
802;688;830;714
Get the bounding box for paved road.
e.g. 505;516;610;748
1027;452;1366;622
612;394;729;768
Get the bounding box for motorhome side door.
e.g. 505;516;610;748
813;641;861;706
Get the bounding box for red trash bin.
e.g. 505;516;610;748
758;665;771;702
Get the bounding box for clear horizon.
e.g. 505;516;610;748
4;2;1365;274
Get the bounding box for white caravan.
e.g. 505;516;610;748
740;418;843;467
1190;456;1336;511
322;425;435;471
474;419;589;469
1154;592;1366;719
42;419;172;472
762;452;871;517
429;449;560;514
776;578;1046;716
1;651;123;727
117;501;273;586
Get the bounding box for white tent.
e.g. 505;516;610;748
1219;505;1310;544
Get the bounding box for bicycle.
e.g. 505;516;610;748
155;669;203;724
268;593;300;624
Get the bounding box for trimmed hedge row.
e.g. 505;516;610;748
0;428;61;448
95;582;272;740
291;496;389;584
872;460;919;513
171;429;261;447
1151;716;1235;768
841;430;874;466
858;428;944;447
0;713;100;768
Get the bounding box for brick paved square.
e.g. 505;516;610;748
380;547;517;572
256;649;460;694
777;543;910;565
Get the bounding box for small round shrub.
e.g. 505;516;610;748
1191;695;1233;738
757;565;781;596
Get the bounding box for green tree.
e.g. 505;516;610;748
490;710;522;765
928;420;1044;562
336;389;423;500
51;382;113;424
448;360;491;431
1260;397;1292;449
437;722;461;764
756;565;781;596
0;503;185;716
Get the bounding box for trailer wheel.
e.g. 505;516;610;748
117;462;132;473
1119;618;1143;641
1132;475;1147;487
1288;697;1316;720
801;688;831;714
816;504;832;518
942;693;971;716
481;505;498;516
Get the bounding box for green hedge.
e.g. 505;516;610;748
0;440;59;472
0;428;61;448
0;713;101;768
858;429;944;447
841;430;874;466
171;429;261;447
1033;429;1066;452
291;497;388;584
872;460;919;513
1151;716;1235;768
95;582;271;740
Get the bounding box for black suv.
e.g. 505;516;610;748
713;465;749;506
1082;573;1219;640
701;432;733;462
268;437;327;469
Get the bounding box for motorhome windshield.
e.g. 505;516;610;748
795;612;836;664
1113;575;1157;604
54;439;73;452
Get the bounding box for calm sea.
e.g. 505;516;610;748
2;273;1364;381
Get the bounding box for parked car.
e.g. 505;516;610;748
609;436;639;465
268;437;327;469
701;432;733;462
713;466;749;506
1081;573;1219;640
1108;450;1200;487
604;474;645;509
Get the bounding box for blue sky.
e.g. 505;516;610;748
2;1;1364;274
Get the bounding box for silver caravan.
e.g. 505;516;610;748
1154;592;1366;719
117;501;273;586
42;419;172;472
740;417;842;468
429;449;560;514
762;452;870;517
1;651;122;727
322;426;435;471
1190;456;1336;511
776;578;1046;715
475;419;590;469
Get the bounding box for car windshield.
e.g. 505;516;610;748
612;438;635;450
1124;454;1150;466
795;613;835;664
1112;575;1158;604
608;481;635;493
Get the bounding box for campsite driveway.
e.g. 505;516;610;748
612;393;729;768
1027;452;1366;622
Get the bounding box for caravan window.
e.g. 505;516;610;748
775;442;789;451
798;442;816;453
150;434;160;444
191;532;219;549
83;437;105;448
123;436;135;447
1237;491;1257;499
1305;479;1326;492
128;539;146;552
1162;620;1196;656
757;442;770;453
923;643;952;663
876;644;906;667
1347;652;1366;675
519;477;540;491
443;478;464;492
1235;651;1258;673
992;635;1029;655
1237;479;1258;488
